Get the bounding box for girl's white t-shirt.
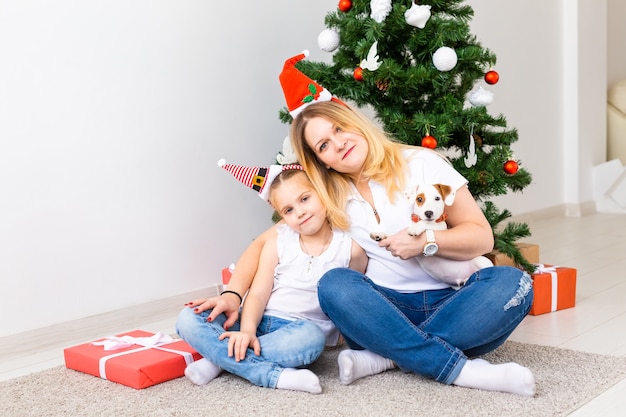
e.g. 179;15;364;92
346;148;468;292
263;224;353;346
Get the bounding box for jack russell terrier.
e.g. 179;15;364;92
371;183;493;287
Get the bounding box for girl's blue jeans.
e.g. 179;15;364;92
317;265;533;384
176;307;326;388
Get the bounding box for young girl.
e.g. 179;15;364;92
176;164;367;394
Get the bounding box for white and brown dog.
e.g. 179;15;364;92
406;183;454;237
371;183;493;287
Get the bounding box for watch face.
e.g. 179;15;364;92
424;242;438;256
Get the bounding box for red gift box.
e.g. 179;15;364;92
64;330;202;389
529;264;577;315
222;263;234;285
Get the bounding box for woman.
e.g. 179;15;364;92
287;100;535;396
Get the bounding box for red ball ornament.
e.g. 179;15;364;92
503;160;519;175
353;67;364;81
338;0;352;12
485;70;500;85
421;135;437;149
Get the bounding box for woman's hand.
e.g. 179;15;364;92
380;186;494;260
378;230;424;260
219;330;261;361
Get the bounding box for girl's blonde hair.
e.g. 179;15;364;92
290;101;411;230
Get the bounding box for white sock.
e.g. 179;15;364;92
275;368;322;394
337;349;396;385
453;358;536;397
184;358;222;386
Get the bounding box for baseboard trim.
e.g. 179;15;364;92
507;202;597;224
0;285;221;363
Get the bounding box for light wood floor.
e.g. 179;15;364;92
1;212;626;416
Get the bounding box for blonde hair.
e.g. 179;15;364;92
290;101;412;230
268;168;337;229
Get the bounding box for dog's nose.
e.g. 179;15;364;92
424;210;434;219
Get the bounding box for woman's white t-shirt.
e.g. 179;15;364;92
346;148;468;292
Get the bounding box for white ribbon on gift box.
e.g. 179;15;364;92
92;332;194;380
534;264;560;312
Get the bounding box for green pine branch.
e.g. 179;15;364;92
483;201;535;273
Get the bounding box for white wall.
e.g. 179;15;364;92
0;0;615;337
0;0;337;337
469;0;567;214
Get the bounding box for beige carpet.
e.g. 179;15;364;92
2;341;626;417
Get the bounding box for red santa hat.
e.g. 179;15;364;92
279;50;344;117
217;159;303;201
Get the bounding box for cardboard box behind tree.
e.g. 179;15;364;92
64;330;202;389
485;243;540;267
529;265;577;315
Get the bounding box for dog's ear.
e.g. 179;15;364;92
434;184;456;205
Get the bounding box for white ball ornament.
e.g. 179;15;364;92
318;29;340;53
432;47;458;72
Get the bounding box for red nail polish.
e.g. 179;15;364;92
193;308;199;312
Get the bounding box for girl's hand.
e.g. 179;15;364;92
219;331;261;361
184;293;241;330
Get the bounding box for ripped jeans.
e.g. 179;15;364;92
317;265;533;385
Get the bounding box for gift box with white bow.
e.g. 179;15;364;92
64;330;202;389
529;264;577;316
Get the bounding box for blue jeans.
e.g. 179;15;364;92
317;265;533;384
176;307;326;388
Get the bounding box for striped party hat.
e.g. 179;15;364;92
217;159;303;201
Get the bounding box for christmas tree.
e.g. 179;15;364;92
278;0;534;273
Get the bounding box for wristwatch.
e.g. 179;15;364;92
423;229;439;256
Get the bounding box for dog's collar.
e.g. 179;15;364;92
411;213;448;223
